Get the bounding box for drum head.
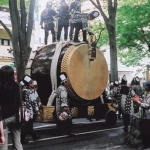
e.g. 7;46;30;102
61;44;108;100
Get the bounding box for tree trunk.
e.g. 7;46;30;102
107;24;118;81
90;0;118;81
8;0;35;81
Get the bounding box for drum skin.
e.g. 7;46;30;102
31;43;108;105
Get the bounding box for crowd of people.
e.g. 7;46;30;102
109;75;150;149
40;0;99;45
0;65;74;149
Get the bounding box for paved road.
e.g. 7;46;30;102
7;118;139;150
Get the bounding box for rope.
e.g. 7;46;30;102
47;42;63;106
51;42;63;90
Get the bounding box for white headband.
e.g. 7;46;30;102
115;81;119;84
20;81;25;86
33;80;37;86
60;74;67;82
24;76;32;83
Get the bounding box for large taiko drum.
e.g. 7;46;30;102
27;42;108;105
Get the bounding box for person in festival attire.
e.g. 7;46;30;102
33;80;42;109
132;81;150;149
117;75;134;133
109;81;120;113
55;72;75;136
130;76;143;113
21;75;41;144
69;0;88;43
0;65;23;150
56;0;70;41
40;2;57;44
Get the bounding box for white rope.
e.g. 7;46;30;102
47;42;63;106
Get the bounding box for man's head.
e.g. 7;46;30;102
143;81;150;92
46;2;52;8
59;72;68;86
134;76;140;85
23;75;34;88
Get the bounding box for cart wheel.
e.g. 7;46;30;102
105;110;117;127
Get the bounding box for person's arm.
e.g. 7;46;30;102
0;121;5;145
132;95;150;109
40;11;44;29
56;88;61;118
139;97;150;109
0;107;5;145
31;93;40;115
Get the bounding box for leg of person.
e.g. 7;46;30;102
82;30;87;43
44;29;49;45
0;128;8;150
49;23;56;43
66;119;75;136
28;119;41;141
10;127;23;150
57;25;63;41
139;134;150;149
122;113;130;133
118;107;122;119
69;23;74;40
64;25;69;41
73;22;81;42
56;120;64;135
8;115;23;150
21;122;28;144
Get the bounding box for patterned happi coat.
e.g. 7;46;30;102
22;88;39;119
69;0;88;30
56;85;72;120
117;85;134;115
141;92;150;119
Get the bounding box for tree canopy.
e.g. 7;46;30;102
117;0;150;66
0;0;8;6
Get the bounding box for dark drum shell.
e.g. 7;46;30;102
31;43;108;105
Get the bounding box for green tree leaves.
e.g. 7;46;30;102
117;1;150;66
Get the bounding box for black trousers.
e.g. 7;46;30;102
21;119;37;141
44;23;56;44
122;113;130;128
73;22;87;41
69;23;74;40
57;25;69;41
56;119;72;134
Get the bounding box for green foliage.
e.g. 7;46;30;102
117;1;150;66
89;20;108;47
0;0;8;6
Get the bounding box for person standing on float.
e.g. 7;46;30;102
40;2;57;44
57;0;70;41
69;0;88;43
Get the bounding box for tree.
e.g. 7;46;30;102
0;0;36;81
89;20;108;48
90;0;118;81
117;0;150;66
0;0;8;5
